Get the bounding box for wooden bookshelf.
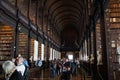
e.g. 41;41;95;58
44;45;47;60
0;26;14;60
96;22;101;50
38;42;41;59
109;1;120;63
18;32;28;58
30;38;34;58
106;0;120;79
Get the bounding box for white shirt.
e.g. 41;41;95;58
16;63;25;76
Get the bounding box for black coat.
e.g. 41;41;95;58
61;62;71;80
9;70;23;80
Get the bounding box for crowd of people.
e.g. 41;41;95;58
50;57;80;80
2;54;80;80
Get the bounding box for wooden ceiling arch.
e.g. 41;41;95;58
55;15;80;28
44;0;84;32
52;8;81;22
41;0;87;50
57;19;79;30
54;13;80;23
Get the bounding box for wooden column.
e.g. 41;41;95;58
88;17;93;77
99;0;109;80
86;27;91;75
92;17;98;80
14;0;19;58
26;23;31;62
26;0;31;62
41;0;44;34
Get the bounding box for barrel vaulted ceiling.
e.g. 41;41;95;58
43;0;88;50
44;0;85;32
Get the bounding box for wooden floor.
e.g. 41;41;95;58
0;67;92;80
29;68;92;80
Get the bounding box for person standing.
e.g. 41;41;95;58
61;58;71;80
16;56;25;76
2;60;23;80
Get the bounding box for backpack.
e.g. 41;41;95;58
35;60;42;67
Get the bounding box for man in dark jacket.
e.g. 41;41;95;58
61;58;71;80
